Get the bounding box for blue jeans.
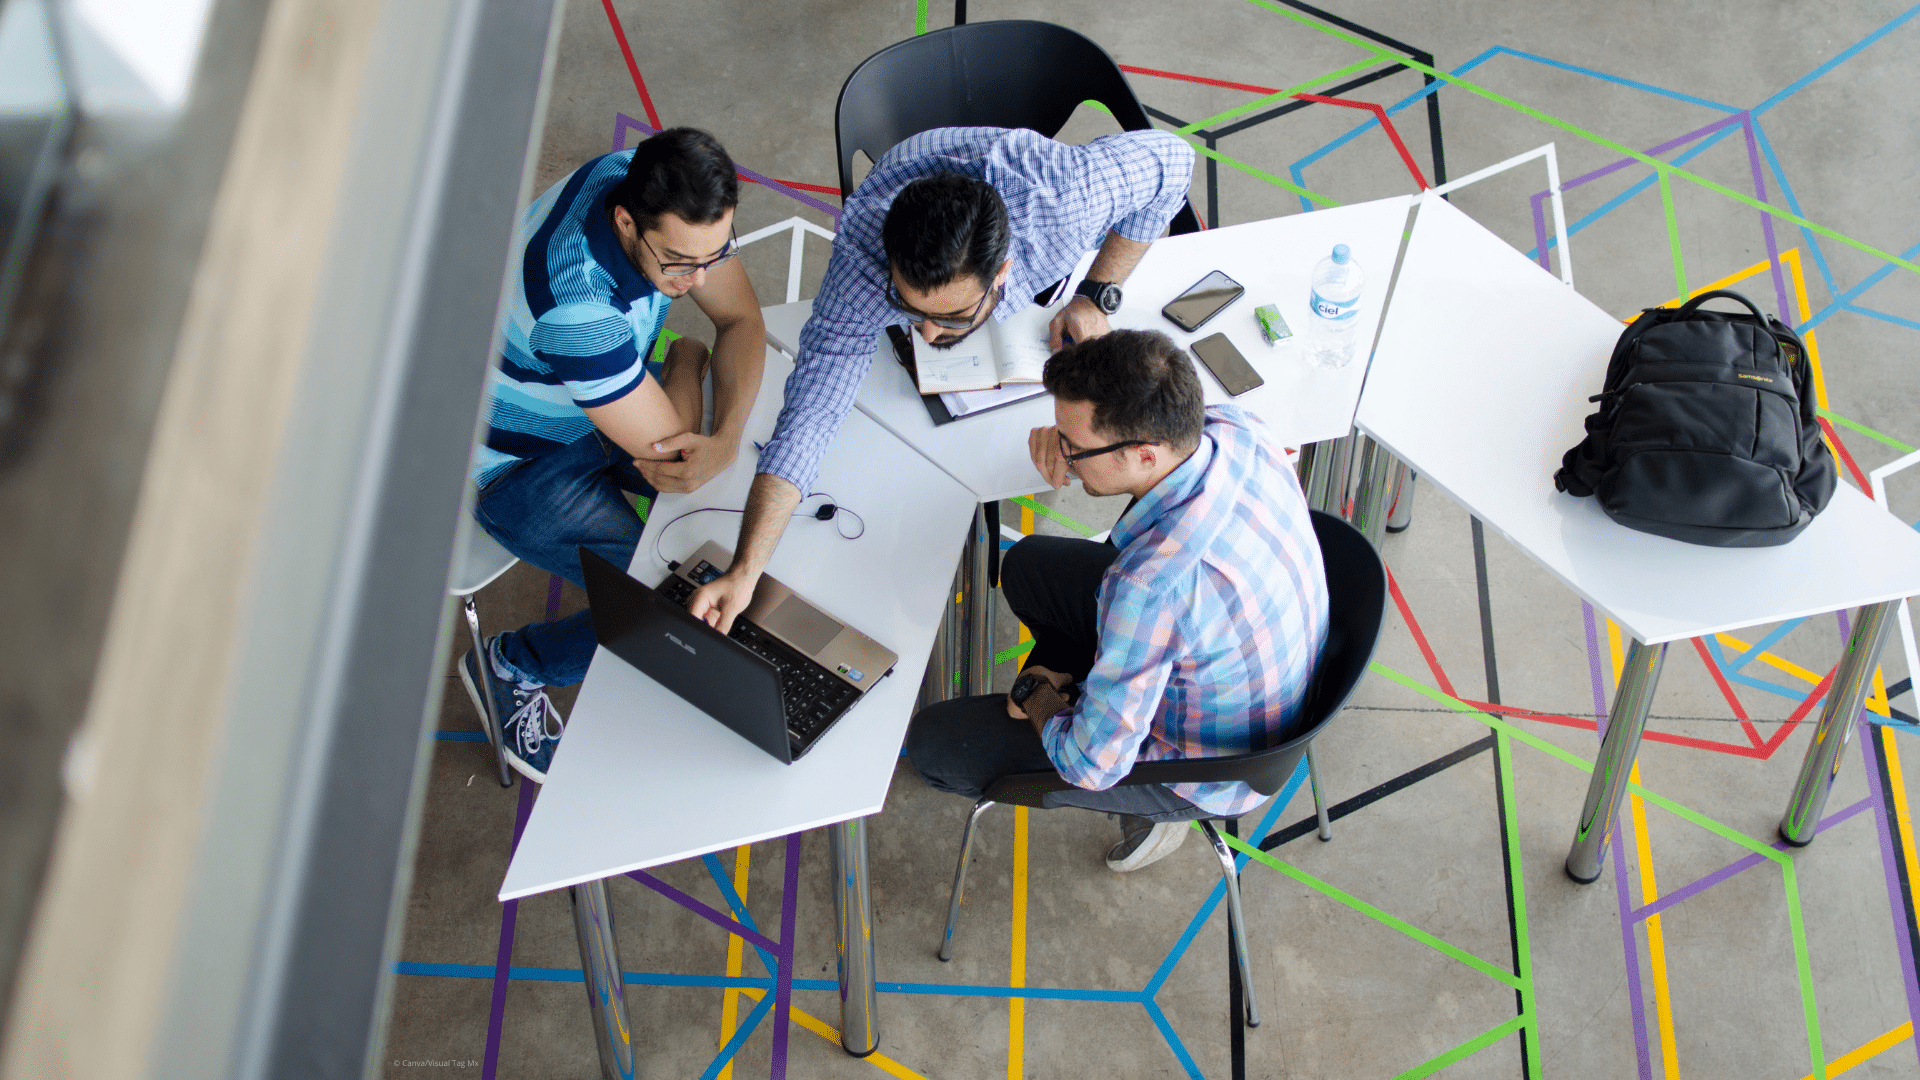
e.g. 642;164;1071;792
473;430;652;687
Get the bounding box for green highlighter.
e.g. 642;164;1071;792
1254;304;1293;346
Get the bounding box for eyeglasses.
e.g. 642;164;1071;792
1058;430;1157;468
885;278;1001;330
640;227;739;277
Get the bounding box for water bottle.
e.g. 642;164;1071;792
1305;244;1365;369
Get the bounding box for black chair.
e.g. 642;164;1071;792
935;511;1387;1027
833;19;1201;235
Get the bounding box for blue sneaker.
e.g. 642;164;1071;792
458;638;566;783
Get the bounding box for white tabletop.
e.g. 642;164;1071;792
500;346;977;901
1357;192;1920;645
762;195;1413;501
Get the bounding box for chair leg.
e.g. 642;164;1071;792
938;799;996;961
1198;821;1260;1028
463;593;514;789
1307;744;1331;842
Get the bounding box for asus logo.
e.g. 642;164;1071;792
664;633;695;655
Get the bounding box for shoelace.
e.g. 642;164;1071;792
508;687;564;757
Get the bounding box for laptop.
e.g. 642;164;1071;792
579;542;898;763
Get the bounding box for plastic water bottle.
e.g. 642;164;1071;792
1305;244;1365;369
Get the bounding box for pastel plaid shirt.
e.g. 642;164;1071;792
1040;405;1331;818
755;126;1195;494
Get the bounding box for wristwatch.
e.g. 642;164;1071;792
1010;671;1076;720
1074;278;1123;315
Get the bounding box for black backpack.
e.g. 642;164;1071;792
1554;289;1835;547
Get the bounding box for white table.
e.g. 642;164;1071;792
1357;191;1920;881
499;345;977;1070
762;194;1414;502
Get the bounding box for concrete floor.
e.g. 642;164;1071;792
382;1;1920;1076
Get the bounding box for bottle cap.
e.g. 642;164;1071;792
1331;244;1351;264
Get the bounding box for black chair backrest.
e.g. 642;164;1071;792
834;20;1200;234
982;511;1387;809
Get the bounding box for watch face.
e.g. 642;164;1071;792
1096;283;1121;313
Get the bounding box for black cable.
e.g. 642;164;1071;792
649;491;865;570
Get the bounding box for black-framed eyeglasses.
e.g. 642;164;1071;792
640;227;739;277
1059;430;1156;466
885;278;1001;330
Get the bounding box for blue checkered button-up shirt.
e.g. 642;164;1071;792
1041;405;1331;818
756;126;1196;493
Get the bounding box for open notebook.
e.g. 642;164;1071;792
912;300;1056;394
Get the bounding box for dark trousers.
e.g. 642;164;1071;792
904;536;1203;822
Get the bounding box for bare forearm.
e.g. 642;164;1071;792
707;314;765;441
1087;231;1152;285
729;472;801;578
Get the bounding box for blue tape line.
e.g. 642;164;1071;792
434;730;489;742
1141;760;1304;998
1705;637;1813;704
1846;302;1920;333
1723;618;1806;674
1752;3;1920;116
1526;126;1739;260
1143;1000;1207;1080
702;852;779;979
697;988;775;1080
1752;122;1842;300
1800;241;1920;332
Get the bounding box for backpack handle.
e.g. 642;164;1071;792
1674;289;1769;323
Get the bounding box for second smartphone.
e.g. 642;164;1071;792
1162;270;1245;333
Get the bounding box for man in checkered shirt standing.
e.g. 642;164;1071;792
683;126;1196;631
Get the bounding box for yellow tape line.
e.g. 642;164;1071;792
1009;805;1030;1080
737;989;932;1080
717;844;751;1080
1798;1020;1913;1079
1630;762;1682;1080
1715;632;1822;686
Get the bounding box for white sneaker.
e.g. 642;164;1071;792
1105;815;1190;872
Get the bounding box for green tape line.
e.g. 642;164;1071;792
650;328;683;366
994;639;1036;667
1172;57;1381;135
1008;495;1100;538
1819;409;1917;454
634;494;651;523
1186;140;1340;208
1781;859;1829;1080
913;0;926;34
1659;171;1688;301
1083;99;1113;116
1496;731;1543;1074
1238;0;1920;279
1372;662;1784;862
1213;828;1523;990
1389;1014;1529;1080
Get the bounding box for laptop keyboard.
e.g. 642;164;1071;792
656;574;860;746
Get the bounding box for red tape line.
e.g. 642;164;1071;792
600;0;661;130
1817;415;1872;492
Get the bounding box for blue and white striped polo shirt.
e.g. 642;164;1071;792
475;150;667;487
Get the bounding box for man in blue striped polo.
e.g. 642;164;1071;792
460;128;767;782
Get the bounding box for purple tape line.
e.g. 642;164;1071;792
482;779;539;1080
1740;114;1794;324
1860;729;1920;1066
1528;113;1747;269
625;868;781;956
771;832;801;1080
613;112;842;222
1588;601;1655;1080
1629;797;1872;922
545;571;563;623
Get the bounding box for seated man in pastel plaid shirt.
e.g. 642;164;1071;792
906;330;1330;871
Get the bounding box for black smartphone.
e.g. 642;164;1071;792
1191;333;1264;396
1162;270;1246;333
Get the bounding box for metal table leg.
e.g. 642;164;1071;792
1296;434;1356;517
831;818;879;1056
1350;436;1397;544
461;593;514;788
963;503;995;696
1780;600;1900;846
572;879;636;1079
1565;639;1669;884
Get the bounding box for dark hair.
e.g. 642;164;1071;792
605;128;739;233
1042;330;1205;452
881;173;1010;292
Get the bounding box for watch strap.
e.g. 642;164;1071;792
1020;680;1074;721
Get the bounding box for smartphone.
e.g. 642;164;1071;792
1191;333;1264;396
1162;270;1246;333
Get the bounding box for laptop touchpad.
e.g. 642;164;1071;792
762;596;840;655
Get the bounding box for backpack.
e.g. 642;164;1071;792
1553;289;1835;547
